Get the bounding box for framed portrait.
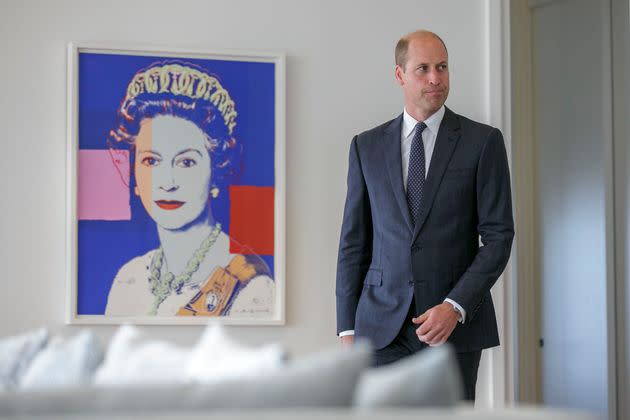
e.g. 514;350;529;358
66;44;285;325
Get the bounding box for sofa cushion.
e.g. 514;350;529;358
93;324;191;385
20;330;103;389
0;328;48;391
353;344;462;408
0;341;372;416
94;324;285;386
185;322;286;383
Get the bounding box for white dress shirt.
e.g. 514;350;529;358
401;105;443;188
339;106;465;338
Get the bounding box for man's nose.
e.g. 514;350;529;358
428;70;441;85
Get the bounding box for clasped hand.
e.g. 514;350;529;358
412;302;459;346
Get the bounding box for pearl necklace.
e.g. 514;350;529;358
148;223;222;315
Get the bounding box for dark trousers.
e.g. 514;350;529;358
372;300;482;401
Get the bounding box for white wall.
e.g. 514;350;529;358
612;1;630;419
532;0;612;416
0;0;506;404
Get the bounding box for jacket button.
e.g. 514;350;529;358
408;281;414;286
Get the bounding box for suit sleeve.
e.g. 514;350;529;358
336;136;373;334
446;128;514;321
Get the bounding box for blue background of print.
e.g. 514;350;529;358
77;52;276;315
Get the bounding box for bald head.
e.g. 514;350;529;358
395;30;448;71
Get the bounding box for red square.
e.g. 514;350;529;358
229;186;275;255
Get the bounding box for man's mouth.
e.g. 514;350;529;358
155;200;185;210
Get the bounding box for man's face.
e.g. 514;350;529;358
395;35;449;120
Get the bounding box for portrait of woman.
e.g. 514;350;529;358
101;61;275;318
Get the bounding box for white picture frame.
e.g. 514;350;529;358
66;43;285;325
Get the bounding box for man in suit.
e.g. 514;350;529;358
335;30;514;401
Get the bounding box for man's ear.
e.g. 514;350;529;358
108;148;131;188
394;65;405;86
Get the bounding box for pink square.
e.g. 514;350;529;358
78;149;131;221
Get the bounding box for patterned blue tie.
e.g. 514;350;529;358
407;122;427;226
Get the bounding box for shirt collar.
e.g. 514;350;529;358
402;105;446;138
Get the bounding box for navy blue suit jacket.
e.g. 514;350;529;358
336;108;514;351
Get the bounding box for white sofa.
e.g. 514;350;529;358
0;407;602;420
0;326;600;420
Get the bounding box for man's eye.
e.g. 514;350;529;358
417;66;428;72
141;157;160;167
438;64;448;71
176;158;197;168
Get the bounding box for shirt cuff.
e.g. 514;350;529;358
338;330;355;337
444;298;466;323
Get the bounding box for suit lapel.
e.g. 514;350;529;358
383;114;414;233
412;108;461;243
